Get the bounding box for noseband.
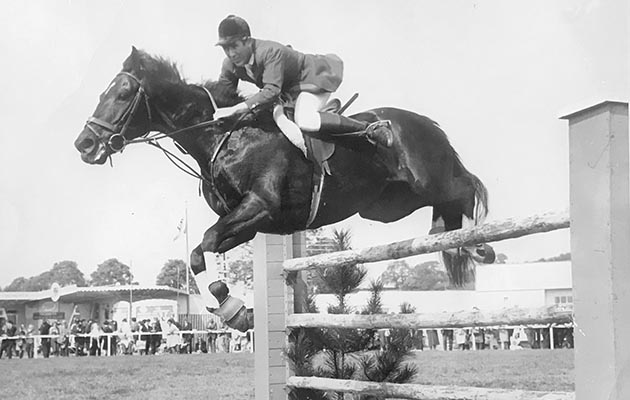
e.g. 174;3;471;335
85;71;152;153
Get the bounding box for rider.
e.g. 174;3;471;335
212;15;394;151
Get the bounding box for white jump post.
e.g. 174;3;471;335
563;101;630;400
253;232;305;400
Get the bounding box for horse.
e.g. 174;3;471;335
74;47;495;331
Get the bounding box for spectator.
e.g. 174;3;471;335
511;326;530;350
165;319;180;354
441;329;453;351
455;328;467;350
101;321;114;355
70;319;84;356
149;317;162;355
49;322;60;356
206;318;218;353
88;321;102;356
181;319;193;354
56;321;69;357
16;324;26;358
39;319;51;358
499;328;510;350
427;329;439;350
484;329;499;350
0;320;17;359
24;324;35;358
117;319;133;355
139;319;150;355
472;328;485;350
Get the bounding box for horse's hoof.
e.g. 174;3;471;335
206;295;252;332
227;306;252;333
471;243;496;264
209;280;229;303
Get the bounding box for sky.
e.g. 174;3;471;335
0;0;627;287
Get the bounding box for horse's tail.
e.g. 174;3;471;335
438;154;490;286
470;170;489;224
454;152;489;223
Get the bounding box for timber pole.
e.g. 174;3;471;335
284;211;569;272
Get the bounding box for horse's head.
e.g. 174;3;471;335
75;46;156;164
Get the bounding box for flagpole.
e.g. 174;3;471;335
185;202;190;314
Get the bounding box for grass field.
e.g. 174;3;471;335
0;349;573;399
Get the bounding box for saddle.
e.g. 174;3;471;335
282;99;341;175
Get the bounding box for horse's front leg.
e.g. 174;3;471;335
190;192;274;332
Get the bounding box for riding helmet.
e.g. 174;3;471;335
216;15;251;46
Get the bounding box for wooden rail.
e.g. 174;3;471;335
283;211;569;272
287;377;575;400
286;306;573;329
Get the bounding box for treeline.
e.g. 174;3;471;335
1;258;198;294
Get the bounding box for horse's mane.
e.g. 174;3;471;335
128;49;244;107
201;80;244;107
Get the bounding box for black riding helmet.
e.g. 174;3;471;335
216;15;251;46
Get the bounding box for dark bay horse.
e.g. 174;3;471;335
75;47;494;331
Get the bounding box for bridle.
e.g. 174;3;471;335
84;71;225;155
85;71;153;153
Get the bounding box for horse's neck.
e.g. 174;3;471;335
151;83;221;164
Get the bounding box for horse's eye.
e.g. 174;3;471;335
117;88;132;100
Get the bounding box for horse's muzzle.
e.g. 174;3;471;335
75;128;107;164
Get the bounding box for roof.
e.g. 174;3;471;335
560;100;628;120
0;285;187;304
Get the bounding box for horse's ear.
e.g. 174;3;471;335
125;46;143;72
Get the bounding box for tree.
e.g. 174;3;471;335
496;253;508;264
156;259;199;294
227;258;253;289
3;260;87;291
379;260;414;289
306;228;356;294
532;252;571;262
381;260;450;290
4;276;29;291
224;242;254;289
48;260;88;287
90;258;133;286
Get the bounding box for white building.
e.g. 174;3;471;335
314;261;573;314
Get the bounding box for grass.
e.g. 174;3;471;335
0;349;573;399
409;349;574;392
0;353;254;400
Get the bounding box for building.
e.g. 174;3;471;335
0;284;190;327
314;261;573;314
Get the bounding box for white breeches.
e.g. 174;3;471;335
273;92;331;157
294;91;331;131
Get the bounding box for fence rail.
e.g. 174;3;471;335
287;376;575;400
283;211;569;272
286;306;573;330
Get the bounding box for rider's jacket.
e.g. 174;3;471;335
218;38;343;109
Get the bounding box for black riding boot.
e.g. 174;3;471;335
318;112;393;148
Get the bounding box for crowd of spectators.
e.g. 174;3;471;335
372;326;574;352
0;316;253;359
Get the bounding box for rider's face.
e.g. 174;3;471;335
221;39;253;67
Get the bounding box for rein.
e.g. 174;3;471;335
85;70;253;213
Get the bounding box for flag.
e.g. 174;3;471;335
173;217;187;241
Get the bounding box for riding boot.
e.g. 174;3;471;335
318;112;394;148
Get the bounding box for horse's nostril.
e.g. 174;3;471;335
78;138;95;152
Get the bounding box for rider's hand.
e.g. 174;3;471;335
213;102;249;120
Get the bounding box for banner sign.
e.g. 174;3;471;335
33;312;65;320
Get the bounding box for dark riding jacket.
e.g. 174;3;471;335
218;38;343;109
